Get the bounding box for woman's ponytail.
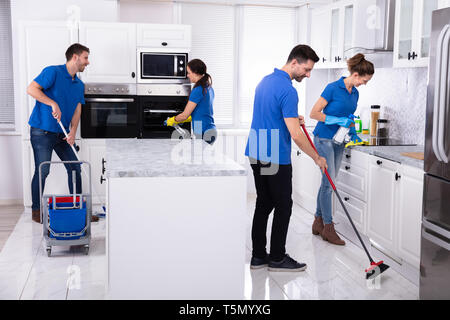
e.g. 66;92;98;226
187;59;212;94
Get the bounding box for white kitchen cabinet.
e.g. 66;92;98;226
310;0;389;69
136;24;191;50
310;7;331;68
22;139;83;208
393;0;444;68
367;156;400;258
396;165;424;268
18;21;78;138
291;147;322;214
78;22;136;83
78;139;106;205
333;149;370;247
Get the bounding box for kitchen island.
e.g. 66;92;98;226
104;139;247;299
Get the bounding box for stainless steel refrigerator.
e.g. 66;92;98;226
420;6;450;300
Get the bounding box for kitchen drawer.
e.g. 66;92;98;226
333;189;366;234
369;155;399;171
336;163;367;202
342;149;369;170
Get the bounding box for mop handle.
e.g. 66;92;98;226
58;121;81;162
300;124;375;263
300;125;336;190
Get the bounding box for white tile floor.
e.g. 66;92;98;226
0;197;419;300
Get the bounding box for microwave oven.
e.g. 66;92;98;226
137;49;188;83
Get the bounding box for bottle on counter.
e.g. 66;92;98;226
370;105;381;136
377;119;389;138
354;116;362;133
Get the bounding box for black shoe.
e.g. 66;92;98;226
250;255;269;269
268;254;307;272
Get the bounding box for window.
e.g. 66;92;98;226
0;0;15;130
237;6;296;126
181;3;235;127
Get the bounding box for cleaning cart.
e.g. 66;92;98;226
39;160;92;257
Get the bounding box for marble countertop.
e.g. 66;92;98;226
302;127;424;170
349;145;424;169
105;139;247;178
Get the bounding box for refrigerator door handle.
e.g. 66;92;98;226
432;25;449;163
438;26;450;163
422;228;450;252
423;219;450;239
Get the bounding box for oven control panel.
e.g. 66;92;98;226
85;83;137;95
137;84;191;97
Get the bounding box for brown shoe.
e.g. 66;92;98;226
312;216;324;236
91;215;99;222
322;223;345;246
32;209;41;224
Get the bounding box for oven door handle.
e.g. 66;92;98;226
85;98;135;103
144;109;180;113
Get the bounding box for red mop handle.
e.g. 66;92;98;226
300;124;336;191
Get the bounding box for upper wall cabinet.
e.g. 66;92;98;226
137;24;191;50
393;0;450;67
79;22;137;83
310;0;390;69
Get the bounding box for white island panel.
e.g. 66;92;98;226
107;175;246;299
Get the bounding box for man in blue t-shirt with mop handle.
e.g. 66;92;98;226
245;45;327;271
27;43;93;224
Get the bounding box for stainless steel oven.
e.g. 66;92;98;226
81;84;138;138
137;84;191;138
137;49;188;83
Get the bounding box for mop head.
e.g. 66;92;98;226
365;261;390;280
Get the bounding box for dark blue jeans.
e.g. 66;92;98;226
30;127;81;210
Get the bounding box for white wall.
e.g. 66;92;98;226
0;135;23;204
119;0;174;23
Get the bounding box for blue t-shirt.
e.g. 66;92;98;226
313;76;359;139
245;68;299;165
28;65;85;133
189;85;216;135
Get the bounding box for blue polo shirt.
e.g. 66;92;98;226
313;76;359;139
245;68;299;165
28;65;85;133
189;85;216;135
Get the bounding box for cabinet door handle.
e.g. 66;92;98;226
408;52;412;60
322;57;326;63
297;150;301;156
344;197;350;201
161;42;168;46
131;72;135;78
345;154;351;159
395;173;401;181
102;158;106;175
100;175;106;184
412;51;418;60
345;166;351;171
376;160;383;165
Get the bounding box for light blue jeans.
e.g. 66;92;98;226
314;136;345;225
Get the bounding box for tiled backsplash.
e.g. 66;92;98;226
332;67;428;146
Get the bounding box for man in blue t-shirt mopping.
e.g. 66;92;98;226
27;43;92;224
245;45;328;272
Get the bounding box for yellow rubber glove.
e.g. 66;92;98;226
165;116;192;127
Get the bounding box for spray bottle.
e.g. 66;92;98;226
333;114;356;145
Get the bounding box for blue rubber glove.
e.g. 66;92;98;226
349;126;362;143
325;115;355;128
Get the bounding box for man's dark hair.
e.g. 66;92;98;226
65;43;90;61
287;44;319;64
